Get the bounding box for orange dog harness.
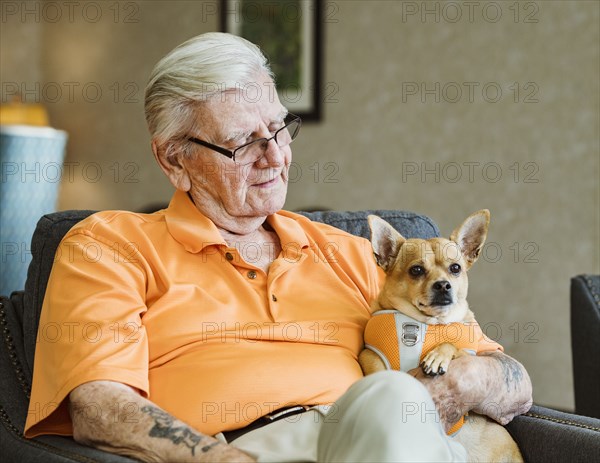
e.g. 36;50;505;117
363;309;503;435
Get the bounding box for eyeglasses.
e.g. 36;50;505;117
188;113;302;164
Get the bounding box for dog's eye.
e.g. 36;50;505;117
449;263;461;274
409;265;425;277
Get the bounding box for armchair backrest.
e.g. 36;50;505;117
19;209;439;374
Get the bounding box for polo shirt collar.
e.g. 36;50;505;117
266;212;310;255
164;190;226;253
164;190;310;255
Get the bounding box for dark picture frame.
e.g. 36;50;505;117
220;0;323;122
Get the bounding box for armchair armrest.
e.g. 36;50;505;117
570;274;600;419
505;405;600;462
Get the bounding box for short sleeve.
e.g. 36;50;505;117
24;230;149;437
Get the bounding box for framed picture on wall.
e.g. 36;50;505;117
220;0;323;121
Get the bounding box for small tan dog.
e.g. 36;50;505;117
359;210;523;462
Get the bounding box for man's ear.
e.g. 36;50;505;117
368;215;406;273
450;209;490;268
152;140;191;192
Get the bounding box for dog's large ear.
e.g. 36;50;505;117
450;209;490;268
368;215;406;273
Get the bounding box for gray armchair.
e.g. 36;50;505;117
570;274;600;419
1;210;599;462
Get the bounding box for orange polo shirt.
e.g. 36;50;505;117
24;190;382;438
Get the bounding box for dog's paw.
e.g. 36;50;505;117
421;346;454;376
420;358;449;376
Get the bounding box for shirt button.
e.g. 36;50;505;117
247;270;257;279
225;252;234;261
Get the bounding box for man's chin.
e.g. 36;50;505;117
261;195;287;216
251;184;287;213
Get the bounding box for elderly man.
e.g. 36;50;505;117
25;33;532;462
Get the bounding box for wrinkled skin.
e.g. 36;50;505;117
410;352;533;433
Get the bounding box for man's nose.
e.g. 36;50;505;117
257;138;285;166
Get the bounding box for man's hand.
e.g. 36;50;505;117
409;352;533;432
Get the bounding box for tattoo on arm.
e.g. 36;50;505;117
488;352;524;392
141;406;218;456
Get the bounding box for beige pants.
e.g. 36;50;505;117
217;371;467;462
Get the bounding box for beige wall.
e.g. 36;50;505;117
2;0;599;411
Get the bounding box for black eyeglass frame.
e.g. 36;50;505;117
187;113;302;162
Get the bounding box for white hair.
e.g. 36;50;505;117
144;32;273;154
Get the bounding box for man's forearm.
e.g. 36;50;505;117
412;351;532;431
69;381;254;462
474;351;533;424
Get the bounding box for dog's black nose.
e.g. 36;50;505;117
433;280;452;293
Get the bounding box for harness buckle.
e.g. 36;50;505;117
401;322;420;347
